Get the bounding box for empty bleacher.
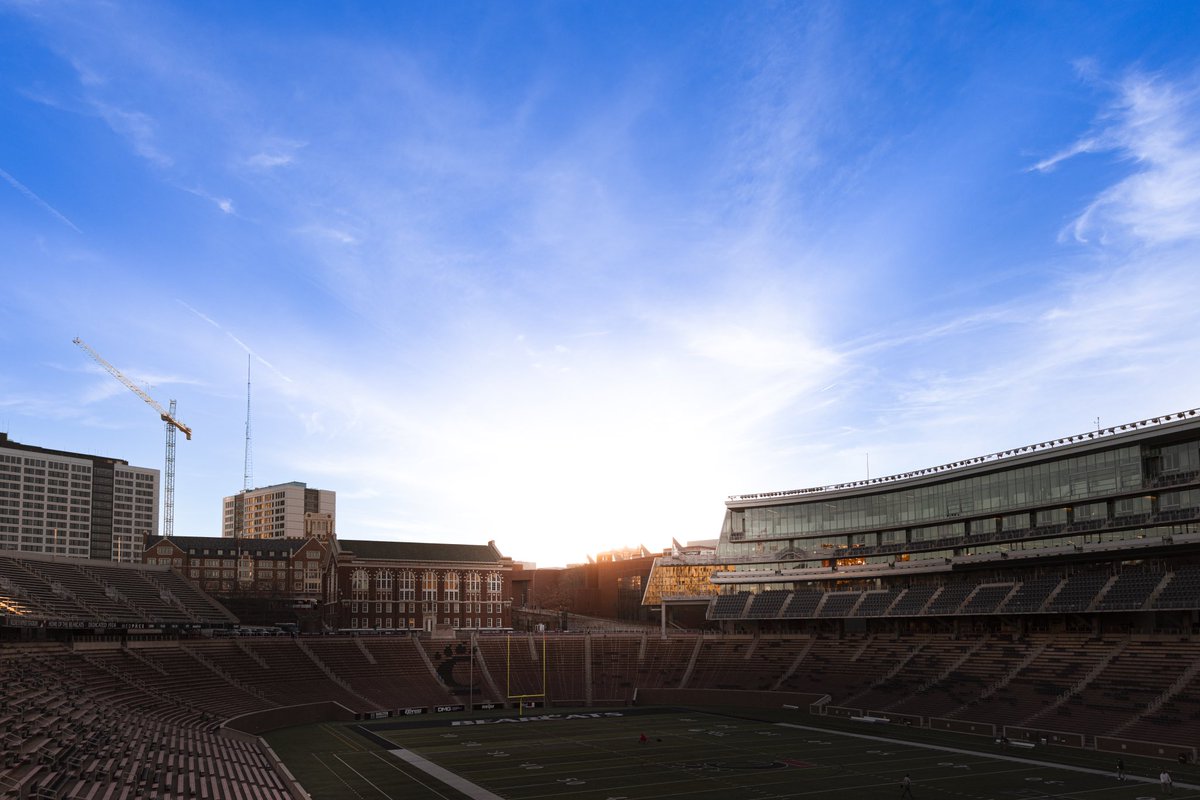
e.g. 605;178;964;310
1153;565;1200;609
853;589;900;617
959;583;1015;615
0;554;234;629
0;645;289;800
1094;570;1163;612
1044;573;1110;614
709;592;751;619
745;590;790;619
6;627;1200;798
999;575;1061;614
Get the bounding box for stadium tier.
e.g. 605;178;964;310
641;407;1200;635
5;629;1200;798
3;410;1200;798
0;553;236;630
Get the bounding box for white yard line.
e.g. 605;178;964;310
333;753;394;798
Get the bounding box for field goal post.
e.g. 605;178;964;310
506;632;547;716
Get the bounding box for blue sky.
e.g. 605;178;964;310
3;2;1200;567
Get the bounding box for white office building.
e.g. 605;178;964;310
0;433;159;562
222;481;335;540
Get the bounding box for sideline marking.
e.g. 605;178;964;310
388;748;506;800
333;753;394;799
312;752;372;799
323;722;367;751
776;722;1197;789
368;750;457;800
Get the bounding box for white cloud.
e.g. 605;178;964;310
1032;73;1200;246
93;102;173;168
243;139;305;170
1028;137;1102;173
246;152;292;169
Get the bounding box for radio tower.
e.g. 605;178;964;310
243;356;253;492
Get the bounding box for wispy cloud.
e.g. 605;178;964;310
92;102;173;168
0;167;83;233
1031;72;1200;246
178;301;293;383
179;185;235;215
242;139;305;170
1028;137;1102;172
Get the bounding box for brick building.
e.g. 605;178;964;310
331;539;513;632
142;534;331;608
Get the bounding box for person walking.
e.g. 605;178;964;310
900;773;915;798
1117;758;1125;781
1160;769;1173;795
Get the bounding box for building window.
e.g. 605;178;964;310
422;570;438;602
351;568;368;600
238;553;254;584
444;572;459;602
398;571;415;600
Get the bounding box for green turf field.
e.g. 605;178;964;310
266;708;1198;799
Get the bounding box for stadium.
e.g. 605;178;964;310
2;408;1199;799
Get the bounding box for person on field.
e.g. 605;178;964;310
1117;758;1125;781
1160;769;1173;794
900;773;914;798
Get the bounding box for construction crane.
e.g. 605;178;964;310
73;337;192;543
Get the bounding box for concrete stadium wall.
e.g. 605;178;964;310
929;717;996;737
223;701;356;736
1003;726;1085;748
635;688;828;709
1096;736;1197;763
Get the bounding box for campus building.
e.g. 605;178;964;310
514;541;717;628
0;432;159;562
330;539;513;633
142;533;332;608
645;408;1200;632
222;481;335;540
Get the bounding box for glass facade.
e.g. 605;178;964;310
638;419;1200;605
642;561;729;605
723;445;1144;549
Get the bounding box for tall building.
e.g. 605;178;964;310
0;432;159;562
222;481;335;540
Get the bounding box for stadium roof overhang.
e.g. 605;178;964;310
725;409;1200;510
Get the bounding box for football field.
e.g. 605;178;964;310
266;708;1198;799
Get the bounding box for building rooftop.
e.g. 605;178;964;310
336;539;504;564
144;535;319;555
727;406;1200;508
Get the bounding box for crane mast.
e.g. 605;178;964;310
73;337;192;545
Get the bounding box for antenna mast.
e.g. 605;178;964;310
243;356;253;492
